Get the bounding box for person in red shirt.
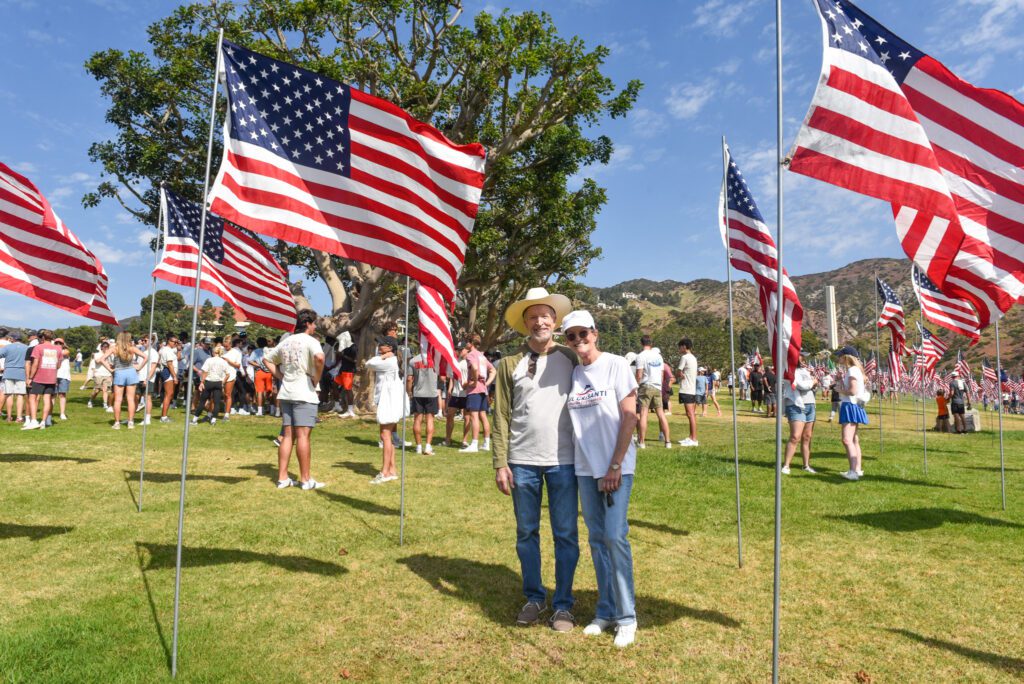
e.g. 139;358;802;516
25;329;61;430
935;389;950;433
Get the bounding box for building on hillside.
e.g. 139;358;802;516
622;292;639;301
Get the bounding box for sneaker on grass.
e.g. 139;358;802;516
516;601;547;627
160;416;171;423
276;478;295;489
549;610;575;632
582;618;615;636
273;437;281;448
678;438;699;447
300;479;326;490
781;466;791;475
424;445;434;455
803;466;817;474
459;441;479;453
369;472;387;485
840;470;859;481
614;623;637;648
111;422;120;430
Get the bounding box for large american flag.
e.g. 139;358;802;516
207;41;486;303
911;264;979;342
875;276;906;355
719;144;802;381
416;284;462;382
154;188;297;331
788;0;1024;327
0;162;117;325
917;321;948;364
888;341;903;385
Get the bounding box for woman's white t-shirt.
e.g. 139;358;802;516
223;347;242;381
567;352;639;478
201;357;231;383
841;366;864;405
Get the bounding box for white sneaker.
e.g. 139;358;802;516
459;442;479;453
840;470;860;481
482;439;491;450
378;440;384;448
424;445;434;455
637;442;646;449
160;416;171;423
273;437;282;447
105;406;114;413
614;623;637;648
59;414;67;421
87;401;93;408
277;478;295;489
416;444;423;454
127;420;135;430
856;469;864;477
383;474;399;482
583;618;615;636
678;438;699;447
803;466;817;474
343;409;356;418
300;479;326;490
370;472;387;485
236;409;249;416
230;408;237;415
21;420;39;431
143;415;151;425
781;466;791;475
210;418;217;425
111;422;121;430
333;402;343;413
664;442;672;449
191;416;199;424
256;408;263;416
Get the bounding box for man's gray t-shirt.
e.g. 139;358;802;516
677;352;698;395
0;342;29;381
410;355;439;398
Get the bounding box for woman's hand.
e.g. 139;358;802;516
601;468;622;492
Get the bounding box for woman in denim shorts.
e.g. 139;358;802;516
104;332;145;429
781;352;819;475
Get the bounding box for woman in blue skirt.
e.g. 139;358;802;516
836;346;869;481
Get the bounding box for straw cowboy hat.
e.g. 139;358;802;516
504;287;572;335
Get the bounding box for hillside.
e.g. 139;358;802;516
586;257;1024;370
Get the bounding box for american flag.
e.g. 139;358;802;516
0;162;117;325
864;353;877;378
912;264;979;342
955;349;971;379
207;41;486;303
982;359;998;386
719;144;803;381
917;322;948;363
154;188;297;331
875;277;906;355
416;284;462;382
889;341;902;384
788;0;1024;326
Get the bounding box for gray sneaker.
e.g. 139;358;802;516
549;609;576;632
516;601;547;627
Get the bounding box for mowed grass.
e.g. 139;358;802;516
1;380;1023;683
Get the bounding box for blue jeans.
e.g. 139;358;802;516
578;475;636;626
509;463;579;612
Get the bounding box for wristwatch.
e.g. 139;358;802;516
610;463;621;471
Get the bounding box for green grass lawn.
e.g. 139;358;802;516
1;381;1022;683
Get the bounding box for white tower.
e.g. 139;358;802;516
824;285;839;350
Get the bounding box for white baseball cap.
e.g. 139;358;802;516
561;310;596;332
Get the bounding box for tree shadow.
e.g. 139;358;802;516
0;453;98;464
0;522;74;541
628;519;689;537
717;457;958;489
137;542;347;576
343;436;380;447
333;460;380;477
236;463;280;482
316;489;398;516
397;553;738;628
956;465;1023;473
829;508;1024;533
887;628;1024;675
124;470;248;485
135;543;171;671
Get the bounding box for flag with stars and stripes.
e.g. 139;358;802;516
917;321;948;364
153;188;297;332
888;341;902;385
416;284;462;382
982;359;998;386
875;276;906;356
864;353;877;378
206;41;486;303
719;142;803;381
788;0;1024;328
955;349;971;379
911;264;979;342
0;161;117;325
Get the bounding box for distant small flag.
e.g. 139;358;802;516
917;322;948;362
876;277;906;356
982;359;998;385
912;264;980;342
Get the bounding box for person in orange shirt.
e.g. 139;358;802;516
935;389;950;433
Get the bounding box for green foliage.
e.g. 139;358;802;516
138;289;190;338
199;299;217;329
98;323;119;340
52;326;99;356
219;301;237;335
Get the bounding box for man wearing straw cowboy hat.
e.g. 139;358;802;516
493;287;581;632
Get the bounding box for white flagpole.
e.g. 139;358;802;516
721;137;744;569
137;188;165;512
772;0;785;679
995;319;1006;510
872;272;883;457
171;28;224;679
399;275;411;546
919;328;928;475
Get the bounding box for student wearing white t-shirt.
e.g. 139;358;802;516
634;336;670;449
562;310;639;648
222;335;244;417
445;348;470;447
836;346;869;481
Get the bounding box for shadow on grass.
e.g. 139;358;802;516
830;508;1024;532
135;544;171;672
0;453;98;464
887;628;1024;675
397;554;738;628
955;465;1024;473
316;489;398;516
124;470;248;485
333;460;380;477
137;542;347;576
0;522;74;541
628;519;689;537
719;457;958;489
343;436;381;447
237;463;279;482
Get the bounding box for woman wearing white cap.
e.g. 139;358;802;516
836;346;869;480
562;310;640;648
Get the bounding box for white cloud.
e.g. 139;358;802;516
714;58;742;75
115;211;137;225
10;161;38;174
665;82;716;119
90;241;147;265
24;29;64;45
135;230;158;247
953;53;996;81
692;0;759;37
629;107;668;139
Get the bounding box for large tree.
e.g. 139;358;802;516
85;0;639;357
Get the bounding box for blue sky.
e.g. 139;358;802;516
3;0;1024;327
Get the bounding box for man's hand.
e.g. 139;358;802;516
495;467;514;495
601;469;622;492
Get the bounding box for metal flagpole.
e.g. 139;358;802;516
919;327;928;475
995;319;1006;510
171;28;224;679
872;272;883;457
137;189;165;512
772;0;784;679
722;136;743;569
399;276;411;545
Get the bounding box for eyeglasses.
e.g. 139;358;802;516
527;351;539;379
564;329;593;342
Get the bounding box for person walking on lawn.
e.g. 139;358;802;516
635;335;671;449
493;287;580;633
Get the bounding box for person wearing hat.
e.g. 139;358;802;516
562;310;640;647
948;370;972;434
0;330;29;424
365;334;409;484
264;309;327;490
781;351;819;475
836;346;869;481
492;287;580;631
635;335;671;448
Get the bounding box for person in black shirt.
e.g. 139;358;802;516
336;344;358;418
764;365;777;418
748;364;764;413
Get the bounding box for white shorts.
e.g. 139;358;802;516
3;379;26;395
